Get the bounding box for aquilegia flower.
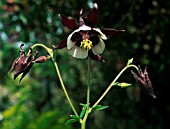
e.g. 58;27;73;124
8;44;47;82
53;3;124;62
131;66;156;98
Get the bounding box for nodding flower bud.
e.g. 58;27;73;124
34;56;48;63
131;66;156;98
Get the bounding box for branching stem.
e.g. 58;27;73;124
92;64;139;108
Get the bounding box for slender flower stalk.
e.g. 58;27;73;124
92;64;139;108
81;58;91;129
87;58;91;106
52;57;79;116
31;44;79;116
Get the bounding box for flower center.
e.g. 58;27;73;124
80;39;93;50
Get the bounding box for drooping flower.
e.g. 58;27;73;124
131;66;156;98
8;44;47;82
53;3;124;62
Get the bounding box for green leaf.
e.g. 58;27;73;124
79;103;87;118
70;115;80;120
117;82;132;88
92;105;109;111
65;115;80;125
65;119;79;125
127;58;133;65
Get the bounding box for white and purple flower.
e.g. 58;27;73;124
53;3;124;62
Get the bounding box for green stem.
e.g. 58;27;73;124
51;57;78;116
87;58;91;106
92;64;139;108
31;44;78;116
81;58;91;129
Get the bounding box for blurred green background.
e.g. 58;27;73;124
0;0;170;129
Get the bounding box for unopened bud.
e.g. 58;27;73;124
34;56;48;63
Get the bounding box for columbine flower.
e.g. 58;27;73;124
131;66;156;98
8;44;47;82
53;3;124;62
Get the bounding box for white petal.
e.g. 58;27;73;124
91;38;105;55
67;29;79;50
79;25;91;31
67;29;82;50
68;46;88;59
93;28;107;40
67;34;75;50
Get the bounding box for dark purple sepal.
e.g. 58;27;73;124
13;56;28;80
89;50;105;62
59;14;78;30
8;57;19;74
101;28;125;36
52;40;67;49
19;50;38;82
19;63;33;82
85;3;99;27
14;69;23;80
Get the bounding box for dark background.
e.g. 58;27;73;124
0;0;170;129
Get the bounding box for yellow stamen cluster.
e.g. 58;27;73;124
80;39;93;50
